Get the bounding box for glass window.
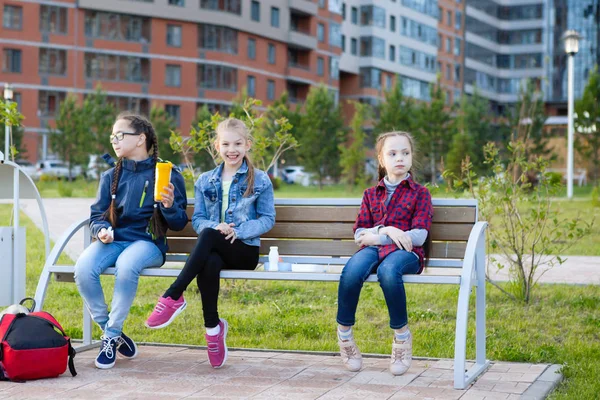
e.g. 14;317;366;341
3;5;22;30
390;15;396;32
198;24;238;54
200;0;241;14
402;76;430;101
197;64;237;91
455;11;462;30
267;79;275;100
317;57;324;76
389;45;395;62
351;38;357;55
317;23;325;42
447;10;452;26
247;38;256;59
401;17;437;46
166;64;181;87
270;7;279;28
446;37;451;53
402;0;438;19
399;46;437;73
351;6;358;24
38;91;66;117
328;0;342;14
329;23;342;47
165;104;180;126
454;38;461;56
247;75;256;97
360;5;385;28
386;75;392;90
454;65;461;81
39;48;67;75
268;43;276;64
359;67;381;89
168;0;185;5
329;56;339;79
341;34;345;52
167;25;182;47
2;49;21;73
360;36;385;59
319;0;325;8
84;11;151;43
251;1;260;22
40;6;68;34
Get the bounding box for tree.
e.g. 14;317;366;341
51;94;90;179
445;130;473;184
340;101;369;187
82;86;116;179
0;123;24;160
297;86;345;187
575;66;600;185
417;79;455;183
0;98;24;161
376;78;417;135
150;106;179;163
459;89;495;175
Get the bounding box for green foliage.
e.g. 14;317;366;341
340;101;369;187
0;98;25;161
150;106;179;163
57;180;74;197
82;86;116;158
444;131;473;183
375;78;418;135
575;66;600;185
51;94;89;178
443;101;594;303
297;86;345;187
592;186;599;208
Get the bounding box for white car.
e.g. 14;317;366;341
86;155;111;180
15;160;37;178
35;160;83;180
282;166;312;186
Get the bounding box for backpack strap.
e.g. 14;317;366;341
67;340;77;377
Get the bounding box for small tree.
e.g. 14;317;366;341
0;98;24;161
297;86;345;187
340;101;369;187
150;106;179;163
510;80;550;162
376;78;417;135
575;66;600;185
82;86;116;179
443;101;593;303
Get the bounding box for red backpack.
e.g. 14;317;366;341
0;298;77;382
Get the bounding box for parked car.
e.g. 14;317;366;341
281;166;313;186
15;160;37;178
35;160;83;180
86;155;111;180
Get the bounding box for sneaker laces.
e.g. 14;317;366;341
100;336;118;358
153;301;166;314
340;342;358;360
117;336;133;352
392;341;411;363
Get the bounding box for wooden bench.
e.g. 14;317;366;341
34;198;488;389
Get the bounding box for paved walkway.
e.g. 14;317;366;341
0;345;561;399
10;198;600;285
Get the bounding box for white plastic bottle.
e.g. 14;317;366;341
268;246;279;271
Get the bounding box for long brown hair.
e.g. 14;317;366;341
375;131;431;265
215;118;255;197
104;112;168;239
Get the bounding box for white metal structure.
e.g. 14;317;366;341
34;198;488;389
563;30;581;200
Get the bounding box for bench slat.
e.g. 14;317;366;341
185;205;476;224
167;238;467;259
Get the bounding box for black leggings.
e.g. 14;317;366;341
164;228;259;328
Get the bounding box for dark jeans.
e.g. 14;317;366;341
165;228;259;328
336;246;420;329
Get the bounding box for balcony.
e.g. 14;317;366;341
289;30;317;50
290;0;317;16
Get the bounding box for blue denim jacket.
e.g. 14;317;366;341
192;161;275;247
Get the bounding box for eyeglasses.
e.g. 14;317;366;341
110;131;141;143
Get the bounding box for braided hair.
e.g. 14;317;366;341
103;112;169;239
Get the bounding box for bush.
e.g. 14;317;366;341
57;181;73;197
270;176;282;190
547;171;563;186
592;186;599;208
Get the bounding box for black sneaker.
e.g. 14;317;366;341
95;335;119;369
117;332;138;359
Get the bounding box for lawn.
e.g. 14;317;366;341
1;205;599;399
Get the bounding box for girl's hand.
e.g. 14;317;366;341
225;229;237;244
160;183;175;208
380;226;412;251
215;222;235;236
98;228;114;244
356;231;379;247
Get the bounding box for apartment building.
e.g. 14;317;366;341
0;0;342;161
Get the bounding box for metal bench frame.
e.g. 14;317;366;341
34;198;488;389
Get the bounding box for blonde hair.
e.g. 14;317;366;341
375;131;417;181
216;118;255;197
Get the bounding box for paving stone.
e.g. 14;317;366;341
461;389;510;399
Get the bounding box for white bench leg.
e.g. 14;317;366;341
83;304;93;346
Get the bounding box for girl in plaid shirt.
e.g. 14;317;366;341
336;131;433;375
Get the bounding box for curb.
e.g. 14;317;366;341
521;364;563;399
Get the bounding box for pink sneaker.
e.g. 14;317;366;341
145;295;187;329
205;319;228;368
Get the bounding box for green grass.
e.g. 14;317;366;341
1;204;599;398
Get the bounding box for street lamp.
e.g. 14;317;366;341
562;30;580;199
3;83;13;161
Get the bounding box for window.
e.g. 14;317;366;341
350;38;357;55
446;37;451;53
438;6;443;21
351;6;358;24
359;67;381;89
389;45;396;61
84;53;150;82
12;92;21;112
454;38;461;56
200;0;241;15
3;5;22;30
198;64;237;91
455;11;462;29
38;91;66;117
329;56;339;79
360;36;385;59
267;79;275;100
390;15;396;32
2;49;21;73
446;64;451;80
401;17;437;46
84;11;151;42
268;43;276;64
247;38;256;59
386;75;392;90
360;5;385;28
165;64;181;87
446;10;452;26
342;3;346;20
402;0;438;19
317;57;324;76
105;95;149;116
317;23;325;42
341;34;345;52
198;24;238;54
251;1;260;22
39;48;67;75
247;75;256;97
399;46;437;73
319;0;325;8
40;6;68;34
167;25;182;47
168;0;185;5
165;104;181;126
454;65;461;82
270;7;279;27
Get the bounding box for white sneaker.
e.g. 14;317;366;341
338;338;362;372
390;334;412;375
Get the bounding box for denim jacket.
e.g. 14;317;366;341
90;157;189;260
192;161;275;247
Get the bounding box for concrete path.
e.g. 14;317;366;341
0;345;562;399
11;198;600;285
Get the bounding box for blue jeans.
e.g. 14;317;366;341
337;246;420;329
74;240;163;338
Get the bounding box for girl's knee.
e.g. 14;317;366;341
198;228;221;243
376;263;396;284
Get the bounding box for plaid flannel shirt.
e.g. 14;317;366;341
353;175;433;273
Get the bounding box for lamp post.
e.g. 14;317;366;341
562;30;580;199
3;83;13;161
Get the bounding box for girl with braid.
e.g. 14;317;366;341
145;118;275;369
74;112;188;369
